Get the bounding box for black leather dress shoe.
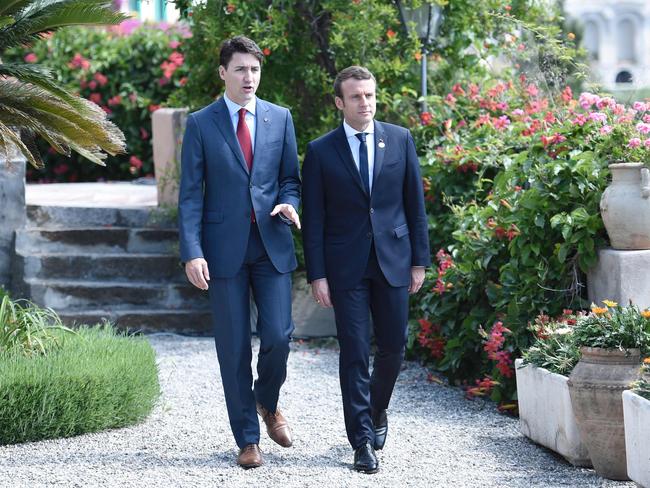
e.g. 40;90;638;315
372;409;388;450
353;442;379;474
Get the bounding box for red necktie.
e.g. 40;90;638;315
237;108;253;171
237;107;255;222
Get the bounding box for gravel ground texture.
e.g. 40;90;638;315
0;334;636;488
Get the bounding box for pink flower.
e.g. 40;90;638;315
589;112;607;123
596;97;615;110
495;102;509;111
644;114;650;123
24;53;38;63
452;83;466;96
637;123;650;134
107;95;122;106
88;80;97;90
140;127;149;140
526;84;539;97
512;108;525;117
633;101;648;112
169;40;181;49
129;93;138;103
572;114;588;126
493;115;511;130
628;138;642;148
89;93;102;104
93;72;108;86
613;104;626;116
168;51;184;66
600;125;613;135
645;139;650;148
158;77;170;86
420;111;432;126
561;86;573;103
579;92;601;109
445;93;457;105
68;53;90;70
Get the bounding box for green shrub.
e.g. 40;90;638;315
5;22;190;182
0;325;160;444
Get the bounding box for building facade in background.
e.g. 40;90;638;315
565;0;650;89
119;0;180;23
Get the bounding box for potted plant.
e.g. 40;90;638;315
580;94;650;250
623;356;650;487
567;301;650;480
517;311;590;466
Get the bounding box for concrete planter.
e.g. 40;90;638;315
623;390;650;488
515;359;591;467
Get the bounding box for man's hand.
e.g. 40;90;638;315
409;266;425;294
311;278;332;308
270;203;301;229
185;257;210;290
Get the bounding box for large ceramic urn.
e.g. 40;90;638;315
567;347;640;480
600;163;650;249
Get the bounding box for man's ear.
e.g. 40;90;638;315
334;97;344;110
218;65;226;81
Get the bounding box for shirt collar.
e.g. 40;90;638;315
223;92;257;117
343;119;375;139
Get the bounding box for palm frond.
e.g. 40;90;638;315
0;121;41;168
0;0;127;52
0;78;126;166
0;0;33;17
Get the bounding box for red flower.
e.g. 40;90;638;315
148;104;161;112
386;29;396;39
561;86;573;103
168;51;184;66
93;72;108;86
179;77;188;86
263;48;271;56
452;83;466;96
226;3;235;13
89;93;102;104
24;53;38;63
130;155;143;169
107;95;122;106
420;111;432;126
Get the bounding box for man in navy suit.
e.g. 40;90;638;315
302;66;431;473
178;36;300;469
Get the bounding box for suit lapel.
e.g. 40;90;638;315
252;98;271;177
333;125;368;197
372;120;387;190
212;97;249;175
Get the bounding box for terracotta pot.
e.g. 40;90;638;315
600;162;650;250
567;347;640;480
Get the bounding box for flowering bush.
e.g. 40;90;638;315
6;21;190;181
407;60;650;402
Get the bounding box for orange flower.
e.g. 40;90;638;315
643;357;650;364
591;306;608;315
567;32;575;40
414;51;422;61
263;48;271;56
642;310;650;319
386;29;396;39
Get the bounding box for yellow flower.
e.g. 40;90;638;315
591;306;608;315
602;299;618;308
642;310;650;319
567;32;576;40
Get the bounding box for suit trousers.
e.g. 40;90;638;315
330;245;409;449
208;223;294;449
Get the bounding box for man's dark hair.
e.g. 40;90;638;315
333;66;376;99
219;36;264;68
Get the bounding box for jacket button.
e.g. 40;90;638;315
370;208;374;214
249;183;253;189
366;232;372;238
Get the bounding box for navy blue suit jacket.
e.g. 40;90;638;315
178;97;300;278
302;121;431;290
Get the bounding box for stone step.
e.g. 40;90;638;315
15;227;178;254
26;205;175;229
57;309;213;335
16;252;186;282
23;278;208;310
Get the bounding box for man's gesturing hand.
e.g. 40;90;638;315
185;257;210;290
311;278;332;308
409;266;425;294
270;203;301;229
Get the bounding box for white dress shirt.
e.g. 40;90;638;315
343;119;375;192
223;93;256;154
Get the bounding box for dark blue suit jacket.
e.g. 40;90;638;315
178;97;300;278
302;121;431;290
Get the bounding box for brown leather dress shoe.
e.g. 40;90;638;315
237;444;263;469
257;403;293;447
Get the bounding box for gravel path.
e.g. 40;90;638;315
0;335;636;488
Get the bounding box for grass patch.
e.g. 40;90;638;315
0;324;160;445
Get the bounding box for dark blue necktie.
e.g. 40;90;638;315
355;132;370;195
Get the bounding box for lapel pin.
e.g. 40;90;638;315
378;139;385;149
264;117;269;122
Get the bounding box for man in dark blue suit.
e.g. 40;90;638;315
302;66;431;473
178;36;301;469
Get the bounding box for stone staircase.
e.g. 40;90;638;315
12;204;212;334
